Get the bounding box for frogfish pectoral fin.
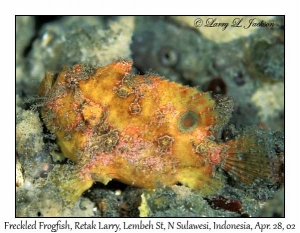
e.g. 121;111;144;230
221;127;283;185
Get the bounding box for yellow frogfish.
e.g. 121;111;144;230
38;60;282;205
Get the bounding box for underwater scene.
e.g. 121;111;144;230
16;16;284;217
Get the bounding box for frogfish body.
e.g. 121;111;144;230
38;61;282;204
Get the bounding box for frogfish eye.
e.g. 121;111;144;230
177;110;199;133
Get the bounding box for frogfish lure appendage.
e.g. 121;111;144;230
38;61;283;205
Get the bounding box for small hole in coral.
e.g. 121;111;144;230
37;211;42;217
175;182;183;186
206;77;227;96
233;71;245;86
159;47;178;67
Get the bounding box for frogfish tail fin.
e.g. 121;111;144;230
221;127;283;185
48;164;93;206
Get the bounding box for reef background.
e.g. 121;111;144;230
16;16;284;217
